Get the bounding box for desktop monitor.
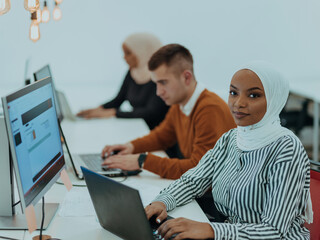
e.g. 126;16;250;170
33;65;63;122
33;65;51;82
0;77;65;229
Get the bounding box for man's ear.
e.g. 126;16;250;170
183;70;193;86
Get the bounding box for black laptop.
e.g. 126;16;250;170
81;166;174;240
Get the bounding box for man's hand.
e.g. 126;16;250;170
145;202;168;223
157;218;215;240
77;107;116;119
102;154;140;170
101;143;134;158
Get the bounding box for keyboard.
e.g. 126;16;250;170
149;215;177;240
152;231;162;240
79;153;118;172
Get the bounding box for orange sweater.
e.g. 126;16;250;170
131;89;236;179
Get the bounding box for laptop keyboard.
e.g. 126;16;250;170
149;215;176;240
152;231;162;240
151;229;177;240
80;153;118;171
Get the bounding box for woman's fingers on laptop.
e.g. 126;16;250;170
159;218;215;240
158;218;181;239
157;209;168;224
145;202;167;222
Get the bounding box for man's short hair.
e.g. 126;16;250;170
148;44;194;75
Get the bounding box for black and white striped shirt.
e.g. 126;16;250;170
154;129;310;239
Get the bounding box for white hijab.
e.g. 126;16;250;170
123;33;162;84
236;61;293;151
236;61;313;224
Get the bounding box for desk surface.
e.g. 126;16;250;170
1;118;208;240
61;118;149;154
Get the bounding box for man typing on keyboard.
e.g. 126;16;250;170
101;44;235;180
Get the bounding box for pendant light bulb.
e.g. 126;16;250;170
41;1;50;23
24;0;39;13
29;12;40;42
55;0;63;4
0;0;10;15
53;2;62;21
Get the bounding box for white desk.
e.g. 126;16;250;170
4;118;208;240
60;118;150;154
22;171;208;240
289;78;320;161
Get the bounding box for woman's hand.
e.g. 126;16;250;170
77;107;116;119
145;201;168;224
157;218;215;240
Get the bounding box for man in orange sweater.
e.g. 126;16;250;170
101;44;235;179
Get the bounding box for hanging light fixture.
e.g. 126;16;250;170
29;11;40;42
36;7;41;23
53;1;62;21
24;0;39;13
0;0;10;15
55;0;62;4
41;0;50;23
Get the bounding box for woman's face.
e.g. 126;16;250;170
122;44;138;69
228;69;267;126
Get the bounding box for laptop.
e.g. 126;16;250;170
33;65;82;122
81;166;174;240
58;123;141;179
74;153;141;179
34;65;64;122
56;90;82;122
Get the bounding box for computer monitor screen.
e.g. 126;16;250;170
33;65;50;82
33;65;63;121
1;77;65;209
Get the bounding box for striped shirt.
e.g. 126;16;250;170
154;129;310;240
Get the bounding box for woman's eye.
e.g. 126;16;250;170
229;91;237;96
249;93;260;98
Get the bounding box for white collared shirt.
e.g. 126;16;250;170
180;82;206;116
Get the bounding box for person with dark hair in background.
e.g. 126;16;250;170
101;44;236;179
77;33;168;130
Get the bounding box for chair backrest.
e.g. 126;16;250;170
305;161;320;240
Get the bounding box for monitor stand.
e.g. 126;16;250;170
0;117;59;230
0;203;59;230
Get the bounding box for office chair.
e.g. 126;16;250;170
305;160;320;240
280;99;313;136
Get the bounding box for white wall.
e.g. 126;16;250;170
0;0;319;105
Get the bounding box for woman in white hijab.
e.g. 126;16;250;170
77;33;168;130
145;61;312;240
